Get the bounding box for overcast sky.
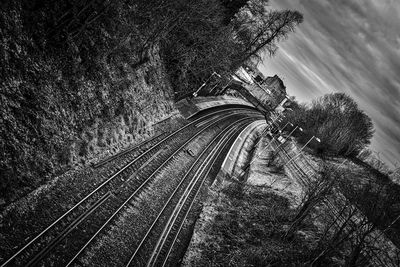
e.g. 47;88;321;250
259;0;400;168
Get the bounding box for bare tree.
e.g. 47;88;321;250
285;164;336;238
311;171;398;266
311;201;359;265
231;0;303;65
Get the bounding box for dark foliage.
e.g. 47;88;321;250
219;0;249;25
339;161;400;248
160;0;240;96
284;93;374;156
193;183;327;266
161;0;303;97
1;0;171;201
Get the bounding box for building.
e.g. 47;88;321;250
251;74;287;110
263;75;286;101
230;66;288;111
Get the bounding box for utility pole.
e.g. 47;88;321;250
192;72;221;97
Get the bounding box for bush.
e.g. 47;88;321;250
284;93;374;156
161;0;240;96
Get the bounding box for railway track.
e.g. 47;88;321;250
153;122;249;267
125;118;253;267
1;107;262;266
269;139;310;185
64;115;259;266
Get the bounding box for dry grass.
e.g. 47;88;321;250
183;181;332;266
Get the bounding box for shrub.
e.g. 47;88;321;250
284;93;374;156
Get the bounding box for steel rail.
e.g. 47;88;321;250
160;142;226;267
95;107;260;168
60;112;255;266
155;121;248;267
160;120;265;266
125;118;251;267
26;192;113;266
148;125;241;266
92;133;165;169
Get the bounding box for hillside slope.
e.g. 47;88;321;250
0;1;177;205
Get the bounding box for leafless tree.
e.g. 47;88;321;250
311;171;399;266
231;0;303;66
285;164;336;238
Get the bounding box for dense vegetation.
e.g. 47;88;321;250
188;176;395;266
284;93;374;156
189;182;323;266
1;0;177;202
0;0;302;204
289;163;400;265
186;133;400;266
162;0;303;95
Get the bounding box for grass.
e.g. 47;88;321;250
184;181;333;266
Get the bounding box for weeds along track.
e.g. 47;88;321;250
92;133;169;169
272;140;311;185
1;107;261;266
125;118;252;267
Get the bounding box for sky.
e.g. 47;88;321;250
259;0;400;169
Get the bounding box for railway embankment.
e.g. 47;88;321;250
0;38;179;207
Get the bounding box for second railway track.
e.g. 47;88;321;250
126;118;252;267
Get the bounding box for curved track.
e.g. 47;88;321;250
1;106;263;266
126;118;252;266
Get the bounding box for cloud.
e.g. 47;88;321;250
262;0;400;168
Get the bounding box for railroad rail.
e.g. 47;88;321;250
155;121;251;267
1;106;262;266
125;118;254;266
65;114;259;266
